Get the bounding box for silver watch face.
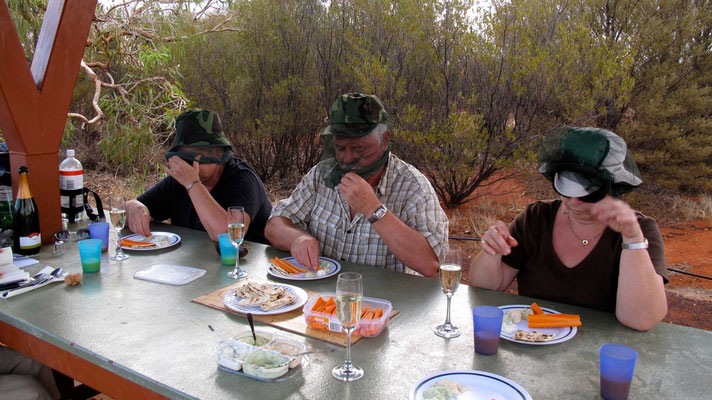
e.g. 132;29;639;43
375;205;387;218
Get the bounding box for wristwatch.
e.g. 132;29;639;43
622;238;648;250
367;204;388;223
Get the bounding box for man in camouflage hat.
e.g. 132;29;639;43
265;93;448;276
126;109;272;243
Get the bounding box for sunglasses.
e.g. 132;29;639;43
553;184;607;203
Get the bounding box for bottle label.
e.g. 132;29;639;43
19;233;41;250
59;171;83;190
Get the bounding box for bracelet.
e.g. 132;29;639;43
622;238;648;250
186;180;201;192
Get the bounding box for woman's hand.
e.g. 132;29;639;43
480;220;518;256
591;197;644;242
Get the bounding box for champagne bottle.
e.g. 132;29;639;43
13;166;41;255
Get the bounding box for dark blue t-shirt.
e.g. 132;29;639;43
137;157;272;244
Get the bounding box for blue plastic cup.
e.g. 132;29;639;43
473;306;504;355
78;239;102;273
600;344;638;400
218;233;236;266
88;222;110;252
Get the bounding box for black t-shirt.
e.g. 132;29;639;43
501;200;668;312
137;157;272;244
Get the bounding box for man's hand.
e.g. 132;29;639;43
337;172;381;216
125;200;152;237
166;156;201;189
290;235;321;271
480;220;518;256
591;197;643;242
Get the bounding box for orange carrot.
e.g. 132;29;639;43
272;258;299;274
281;259;309;273
529;320;582;328
312;297;325;312
361;307;371;318
531;302;544;315
375;308;384;319
529;313;580;320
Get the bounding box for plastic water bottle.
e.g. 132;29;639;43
59;149;85;222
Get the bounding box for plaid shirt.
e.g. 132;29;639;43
270;153;449;274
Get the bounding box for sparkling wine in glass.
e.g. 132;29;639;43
109;195;129;261
434;245;462;338
226;206;247;279
332;272;364;381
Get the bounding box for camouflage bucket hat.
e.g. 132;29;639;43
166;110;232;164
320;93;392;137
538;126;642;197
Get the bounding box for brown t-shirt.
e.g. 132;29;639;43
501;200;668;312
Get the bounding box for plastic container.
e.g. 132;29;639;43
232;330;274;347
241;349;290;380
215;340;252;371
302;292;392;338
264;337;307;368
59;149;85;221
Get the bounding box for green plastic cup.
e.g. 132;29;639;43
78;239;102;273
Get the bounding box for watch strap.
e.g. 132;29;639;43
622;238;648;250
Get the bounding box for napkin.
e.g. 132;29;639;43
0;264;30;286
0;266;65;299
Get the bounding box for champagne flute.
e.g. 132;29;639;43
226;206;247;279
332;272;364;381
109;195;129;261
434;245;462;338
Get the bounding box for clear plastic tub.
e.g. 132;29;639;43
264;337;307;368
302;292;392;337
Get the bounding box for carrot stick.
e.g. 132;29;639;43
528;314;581;322
273;258;300;274
529;320;582;328
281;259;309;273
361;307;371;318
531;302;544;315
375;308;384;319
312;297;325;312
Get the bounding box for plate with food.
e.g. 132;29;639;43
410;370;532;400
498;303;579;345
223;280;309;316
267;256;341;281
119;232;181;250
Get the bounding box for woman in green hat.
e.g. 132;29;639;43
468;127;668;331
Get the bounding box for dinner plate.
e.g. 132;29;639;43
498;304;578;345
223;282;309;316
410;370;532;400
267;257;341;281
120;232;181;251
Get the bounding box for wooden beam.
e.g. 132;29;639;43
0;320;169;399
0;0;97;243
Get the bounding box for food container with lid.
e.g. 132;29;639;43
302;292;392;338
264;337;307;368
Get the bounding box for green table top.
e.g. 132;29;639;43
1;223;711;399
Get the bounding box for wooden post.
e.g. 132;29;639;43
0;0;97;242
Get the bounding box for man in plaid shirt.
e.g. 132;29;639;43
265;93;448;276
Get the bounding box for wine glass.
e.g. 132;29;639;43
434;245;462;338
109;195;129;261
332;272;364;381
226;206;247;279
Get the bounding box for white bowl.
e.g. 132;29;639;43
241;349;290;380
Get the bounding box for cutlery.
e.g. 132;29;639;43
0;271;45;291
247;313;257;343
208;325;239;358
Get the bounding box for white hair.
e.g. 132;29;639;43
368;123;390;145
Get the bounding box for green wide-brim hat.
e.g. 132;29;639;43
538;126;642;197
168;110;232;152
320;93;392;137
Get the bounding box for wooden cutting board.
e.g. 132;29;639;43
192;279;398;347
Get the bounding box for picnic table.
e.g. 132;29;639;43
1;222;711;399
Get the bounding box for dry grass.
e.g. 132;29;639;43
448;196;529;238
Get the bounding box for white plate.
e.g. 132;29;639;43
120;232;181;251
133;264;206;285
267;257;341;281
223;282;309;315
411;370;532;400
498;304;578;345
